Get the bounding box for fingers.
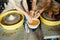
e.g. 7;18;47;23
34;13;40;19
29;10;40;19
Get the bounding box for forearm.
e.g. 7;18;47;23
32;0;37;10
22;0;29;12
10;0;33;22
39;0;51;14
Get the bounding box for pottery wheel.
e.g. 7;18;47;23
2;13;22;25
42;13;56;21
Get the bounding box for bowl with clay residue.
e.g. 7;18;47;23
27;19;40;29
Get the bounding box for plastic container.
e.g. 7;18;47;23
0;11;24;30
40;13;60;26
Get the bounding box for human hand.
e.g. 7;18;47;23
29;10;40;19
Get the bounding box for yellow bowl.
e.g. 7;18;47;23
0;11;24;30
40;14;60;26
